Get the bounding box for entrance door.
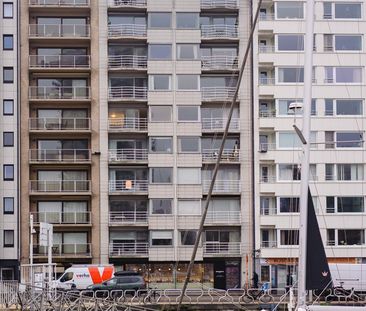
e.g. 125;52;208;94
214;261;226;289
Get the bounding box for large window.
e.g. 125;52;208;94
277;99;316;116
177;44;199;60
3;3;13;18
149;75;171;90
148;44;172;60
338;230;364;246
149;106;172;122
278;164;301;181
3;230;14;247
177;168;201;184
178;137;200;153
150;231;173;246
335;35;362;51
38;201;89;223
150;199;173;215
335;3;361;19
177;106;199;122
325;67;362;83
325;99;363;116
277;35;304;51
338;197;364;213
177;75;199;90
276;2;304;19
280;230;299;246
148;13;172;28
176;13;199;29
279;198;299;213
336;132;363;148
178;200;201;215
326;164;364;181
278;132;316;148
149;137;172;153
150;168;172;184
180;230;197;246
278;67;304;83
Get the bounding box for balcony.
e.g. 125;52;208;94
108;86;147;101
259;78;275;85
108;55;147;71
29;24;90;38
201;55;238;71
203;242;241;256
29;55;90;70
31;211;91;224
259;13;275;21
205;211;241;225
29;180;91;193
108;0;147;8
109;211;148;225
33;243;91;257
202;149;240;163
201;25;238;40
29;149;91;164
201;117;239;131
261;240;277;248
29;118;90;131
29;0;90;7
259;46;275;53
200;0;238;10
109;180;148;194
259;110;276;118
259;175;276;183
108;24;147;39
108;117;147;132
260;207;277;215
201;87;236;101
29;86;90;100
109;242;149;257
259;143;276;152
108;149;148;163
202;180;241;193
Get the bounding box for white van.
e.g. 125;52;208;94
53;265;115;290
329;263;366;292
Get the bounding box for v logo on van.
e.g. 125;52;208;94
88;266;113;284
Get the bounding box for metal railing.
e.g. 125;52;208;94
201;117;239;131
29;180;91;192
260;207;277;215
108;117;147;131
29;24;90;38
259;110;276;117
259;78;275;85
108;24;147;38
202;180;241;193
109;211;148;224
29;86;90;100
108;0;147;7
200;0;238;9
29;117;90;131
201;24;238;39
0;281;18;307
108;86;147;100
259;175;276;183
108;149;148;162
205;211;241;224
33;243;91;256
109;242;149;256
202;149;240;162
203;242;241;255
201;87;236;101
29;55;90;69
201;55;238;70
259;13;275;21
261;240;277;248
29;0;90;6
29;149;91;163
259;143;276;152
109;180;148;193
108;55;147;70
259;45;275;53
31;211;91;224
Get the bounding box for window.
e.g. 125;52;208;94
177;75;199;90
3;197;14;214
276;2;304;19
148;44;172;60
336;99;363;115
335;35;362;51
60;272;74;283
278;132;316;148
3;230;14;247
337;164;363;181
335;3;361;19
338;230;364;246
151;231;173;246
3;132;14;147
277;99;316;116
176;13;199;29
151;199;172;214
3;165;14;181
3;35;13;50
336;132;363;148
150;106;172;122
180;230;197;246
3;67;13;83
277;35;304;51
150;167;172;183
3;100;13;116
150;137;172;153
278;67;304;83
338;197;364;213
149;13;172;28
178;200;201;215
177;106;199;122
149;75;171;90
177;44;199;60
280;230;299;245
3;3;13;18
325;67;362;83
278;164;301;181
177;168;201;184
178;137;200;153
279;198;299;213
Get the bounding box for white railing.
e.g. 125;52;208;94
259;13;275;21
108;149;148;162
259;143;276;152
259;110;276;117
109;211;148;224
261;240;277;248
108;117;147;131
29;86;90;100
29;24;90;38
201;0;238;9
201;24;238;39
29;149;91;163
202;149;240;162
0;281;18;307
201;55;238;70
202;180;241;193
29;180;91;192
108;55;147;69
108;0;147;7
29;0;90;6
109;180;148;193
108;24;147;38
259;175;276;183
29;118;90;131
205;211;241;224
31;211;91;224
108;86;147;100
260;207;277;215
34;243;91;256
29;55;90;69
201;117;240;131
203;242;241;255
109;242;149;256
259;45;275;53
201;87;236;101
259;78;275;85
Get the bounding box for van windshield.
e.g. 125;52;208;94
60;272;73;282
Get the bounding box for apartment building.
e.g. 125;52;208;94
254;0;366;288
19;0;253;289
0;0;18;281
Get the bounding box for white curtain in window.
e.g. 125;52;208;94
177;168;201;184
178;200;201;215
151;231;173;239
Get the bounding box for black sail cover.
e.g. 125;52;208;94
306;189;333;290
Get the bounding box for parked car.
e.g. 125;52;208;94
87;273;146;291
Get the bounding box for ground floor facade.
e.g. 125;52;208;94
0;260;19;281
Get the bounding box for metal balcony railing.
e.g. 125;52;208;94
108;86;147;100
201;55;238;70
259;45;275;53
259;175;276;183
109;180;148;193
201;24;238;39
29;118;90;131
29;55;90;69
29;24;90;38
109;242;149;256
202;149;240;162
205;211;241;224
29;86;90;100
260;207;277;215
108;24;147;38
109;211;148;225
202;180;241;193
108;55;147;70
34;243;91;256
200;0;238;9
31;211;91;224
259;13;275;21
108;149;148;162
108;117;147;131
261;240;277;248
29;0;90;6
259;78;275;85
108;0;147;8
29;180;91;193
201;117;239;131
259;110;276;118
201;87;236;101
203;242;241;255
259;143;276;152
29;149;91;163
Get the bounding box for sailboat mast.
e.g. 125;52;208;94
297;0;315;308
